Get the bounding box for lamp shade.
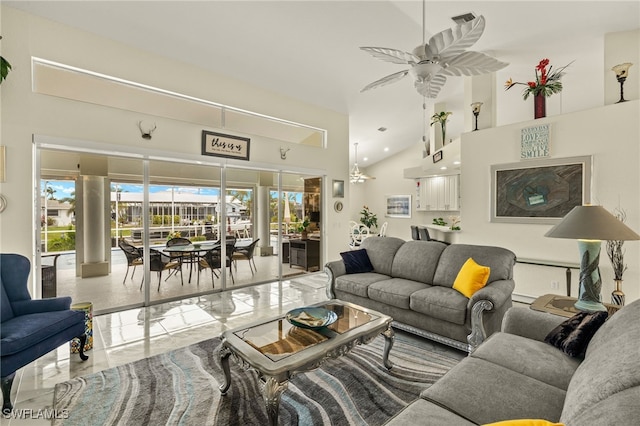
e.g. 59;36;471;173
545;205;640;241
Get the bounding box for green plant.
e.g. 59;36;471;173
505;58;573;100
167;231;182;240
190;235;206;242
360;206;378;229
430;111;452;144
432;217;447;226
296;217;310;233
0;36;11;85
449;215;461;231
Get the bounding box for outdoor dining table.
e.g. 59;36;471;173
163;242;221;283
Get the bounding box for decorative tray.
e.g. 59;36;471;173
286;307;338;330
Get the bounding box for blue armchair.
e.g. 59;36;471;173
1;253;88;414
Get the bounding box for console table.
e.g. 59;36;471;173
289;239;320;271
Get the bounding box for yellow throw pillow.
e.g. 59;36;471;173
452;257;490;298
483;420;564;426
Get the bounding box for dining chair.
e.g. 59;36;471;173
410;225;420;240
232;238;260;274
141;248;183;291
197;242;235;287
378;221;388;237
118;239;143;284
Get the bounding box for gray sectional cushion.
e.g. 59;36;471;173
334;272;389;298
385;398;476;426
472;332;581;390
563;386;640;426
432;244;516;287
367;278;428;309
360;236;405;276
410;286;467;325
390;241;447;284
422;357;566;424
561;298;640;423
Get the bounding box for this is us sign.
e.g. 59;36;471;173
202;131;250;161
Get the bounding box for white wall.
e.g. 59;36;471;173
0;6;350;279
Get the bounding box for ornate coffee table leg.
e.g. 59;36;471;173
219;346;232;395
381;326;395;370
263;376;287;426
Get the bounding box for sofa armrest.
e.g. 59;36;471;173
12;296;72;316
324;260;346;299
501;306;568;342
468;279;515;310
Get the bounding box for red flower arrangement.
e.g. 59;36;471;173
505;58;573;100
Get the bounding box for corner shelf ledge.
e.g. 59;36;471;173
424;224;461;233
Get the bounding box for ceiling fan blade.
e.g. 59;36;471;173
361;69;410;92
414;74;446;98
428;15;486;58
440;51;509;76
360;47;419;65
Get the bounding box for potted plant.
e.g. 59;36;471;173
430;111;452;145
297;217;310;240
606;207;628;305
360;206;378;231
0;36;11;85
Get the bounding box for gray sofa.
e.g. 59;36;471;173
386;299;640;425
325;237;516;352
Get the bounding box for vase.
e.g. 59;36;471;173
300;230;308;240
534;94;546;119
611;279;625;306
441;123;447;146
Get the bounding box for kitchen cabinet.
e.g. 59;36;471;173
416;175;460;211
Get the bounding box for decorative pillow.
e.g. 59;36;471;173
483;420;564;426
340;249;374;274
544;311;608;358
452;257;490;298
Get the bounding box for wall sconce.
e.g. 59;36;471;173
611;63;633;103
280;147;290;160
471;102;483;131
137;120;157;140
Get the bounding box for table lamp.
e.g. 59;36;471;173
545;205;640;312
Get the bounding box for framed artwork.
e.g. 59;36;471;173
332;179;344;198
491;156;592;224
201;131;250;161
385;195;411;218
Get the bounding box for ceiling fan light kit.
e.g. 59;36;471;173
350;143;375;184
360;6;508;99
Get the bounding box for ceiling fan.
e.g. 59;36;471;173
360;2;508;98
350;143;375;184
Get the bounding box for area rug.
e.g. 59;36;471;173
53;334;459;425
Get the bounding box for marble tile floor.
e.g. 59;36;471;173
4;274;330;425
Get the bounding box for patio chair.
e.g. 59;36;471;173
197;242;235;287
118;239;143;285
232;238;260;274
1;253;88;413
140;249;183;291
165;237;194;279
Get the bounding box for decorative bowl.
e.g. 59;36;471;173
192;244;201;249
286;307;337;329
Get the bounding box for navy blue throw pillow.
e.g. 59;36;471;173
544;311;608;358
340;249;374;274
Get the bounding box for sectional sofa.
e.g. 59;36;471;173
325;236;516;352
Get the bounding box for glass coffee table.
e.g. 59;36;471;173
218;299;394;425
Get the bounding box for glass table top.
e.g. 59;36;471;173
233;302;378;362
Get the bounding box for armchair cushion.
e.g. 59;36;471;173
340;249;374;274
0;310;85;356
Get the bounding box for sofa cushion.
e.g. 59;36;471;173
543;311;608;358
410;286;468;325
368;278;429;310
1;281;14;322
561;386;640;426
0;310;85;355
433;244;516;287
340;249;374;274
452;257;490;298
422;357;566;425
334;272;389;298
472;332;581;390
360;236;405;276
385;398;476;426
390;241;447;284
561;298;640;423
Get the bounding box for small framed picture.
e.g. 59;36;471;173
433;150;443;163
332;180;345;198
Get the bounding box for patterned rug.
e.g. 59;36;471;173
53;334;459;425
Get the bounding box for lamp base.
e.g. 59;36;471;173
574;299;607;313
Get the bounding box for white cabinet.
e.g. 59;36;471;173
416;175;460;211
